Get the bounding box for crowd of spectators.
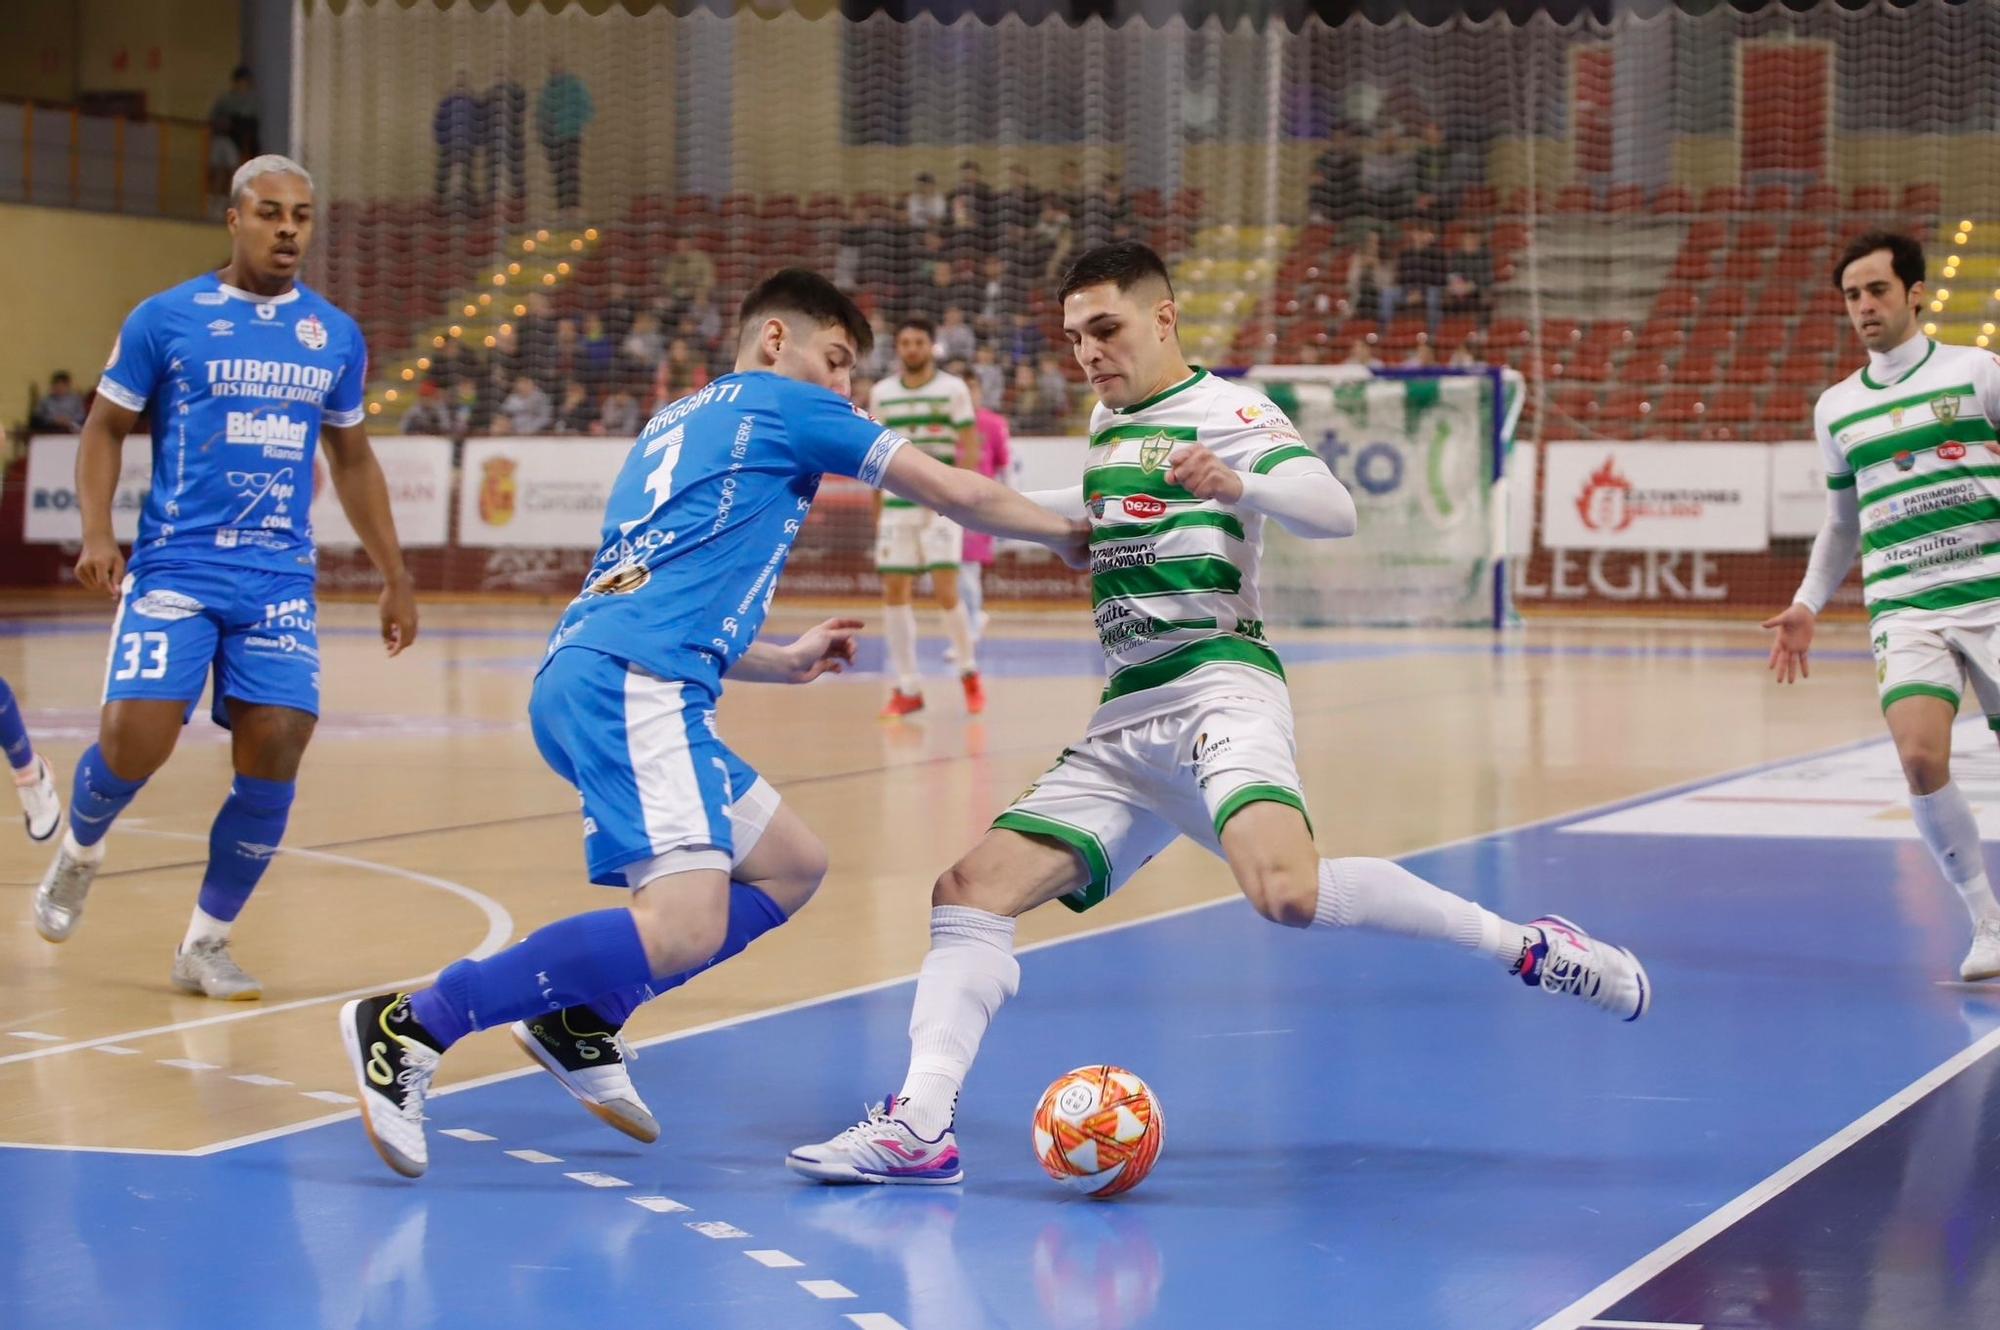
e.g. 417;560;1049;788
403;160;1137;438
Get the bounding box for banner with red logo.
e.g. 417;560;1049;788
1541;442;1770;552
309;437;453;549
456;438;628;548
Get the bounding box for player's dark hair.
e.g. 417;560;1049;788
737;269;872;357
896;315;936;339
1832;231;1925;293
1057;240;1176;305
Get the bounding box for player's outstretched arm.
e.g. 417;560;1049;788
322;422;419;656
73;396;142;595
1762;487;1858;685
726;618;864;685
1166;445;1357;539
882;447;1089;568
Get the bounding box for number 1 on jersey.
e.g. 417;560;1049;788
620;424;686;536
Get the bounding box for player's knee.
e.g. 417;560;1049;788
98;718;178;781
772;836;831;914
1902;748;1951;795
932;858;1003;912
233;710;317;781
1240;859;1317;929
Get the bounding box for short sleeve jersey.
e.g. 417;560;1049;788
546;371;905;692
97;274;367;573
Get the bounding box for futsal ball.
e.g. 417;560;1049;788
1032;1065;1164;1198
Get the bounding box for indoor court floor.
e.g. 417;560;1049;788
3;596;1998;1330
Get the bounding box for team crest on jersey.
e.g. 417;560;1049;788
479;456;519;526
587;563;651;596
1086;492;1108;519
1934;394;1961;425
1893;450;1916;471
1137;434;1174;472
295;314;328;351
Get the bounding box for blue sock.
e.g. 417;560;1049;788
196;776;294;923
408;908;653;1051
68;744;146;849
586;882;789;1029
0;677;33;773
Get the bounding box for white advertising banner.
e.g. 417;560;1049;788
457;438;627;548
310;436;454;549
1541;441;1770;552
23;434;154;543
1768;441;1829;539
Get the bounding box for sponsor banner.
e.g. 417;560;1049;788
1245;369;1512;626
1768;441;1828;539
1542;441;1770;552
24;434;154;543
457;438;628;548
310;437;454;549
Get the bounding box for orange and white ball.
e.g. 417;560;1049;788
1032;1065;1164;1198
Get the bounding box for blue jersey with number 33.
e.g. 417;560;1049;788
545;371;904;691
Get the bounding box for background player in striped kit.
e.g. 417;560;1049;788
33;156;418;1000
792;242;1652;1186
870;317;985;717
1765;231;2000;982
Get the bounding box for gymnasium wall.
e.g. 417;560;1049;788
0;204;227;431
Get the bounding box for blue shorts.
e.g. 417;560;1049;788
103;564;320;728
530;646;773;888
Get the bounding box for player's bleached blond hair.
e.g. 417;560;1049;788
231;154;315;208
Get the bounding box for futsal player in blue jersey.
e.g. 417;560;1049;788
2;676;60;842
34;156;418;999
340;269;1086;1178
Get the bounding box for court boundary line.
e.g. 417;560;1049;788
1531;1025;2000;1330
21;722;1892;1161
0;834;514;1070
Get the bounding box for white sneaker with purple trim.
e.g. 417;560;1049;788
787;1096;963;1185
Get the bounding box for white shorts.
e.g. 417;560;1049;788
875;507;963;574
991;695;1309;913
1873;614;2000;726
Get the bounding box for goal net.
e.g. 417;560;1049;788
288;0;1979;619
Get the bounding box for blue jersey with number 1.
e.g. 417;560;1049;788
97;273;368;575
546;371;905;691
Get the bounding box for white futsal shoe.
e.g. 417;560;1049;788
511;1013;661;1144
1514;914;1652;1022
341;993;442;1179
788;1096;964;1185
1961;918;2000;983
33;835;104;943
171;938;263;1000
14;756;60;842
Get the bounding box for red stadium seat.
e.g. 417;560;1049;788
1800;183;1841;214
1555;184;1595;214
1707;388;1759;423
1849;184;1893;213
1651;185;1696;216
1700;185;1745;213
1750;183;1796;212
1902;182;1943;214
1653;286;1698;319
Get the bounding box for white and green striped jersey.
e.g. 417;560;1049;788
1817;340;2000;623
1083;367;1320;735
869;369;974;511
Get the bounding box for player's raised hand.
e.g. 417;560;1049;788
785;617;864;683
380;571;419;657
75;532;126;595
1761;602;1816;684
1165;444;1245;503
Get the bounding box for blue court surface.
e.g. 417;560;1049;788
6;724;2000;1330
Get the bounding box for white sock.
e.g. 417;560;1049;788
960;563;985;636
884;604;922;693
1911;781;2000;924
61;829;105;865
181;907;232;952
897;905;1019;1138
1313;857;1536;967
942;601;976;675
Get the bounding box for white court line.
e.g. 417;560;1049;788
158;1058;217;1071
92;1045;139;1056
628;1196;691;1214
1580;1321;1704;1329
7;728;1889;1159
0;831;514;1070
563;1171;629;1188
845;1315;911;1330
505;1149;562;1165
231;1073;292;1088
439;1128;496;1143
7;1031;63;1042
799;1280;857;1300
687;1220;749;1240
745;1250;804;1268
298;1090;355;1105
1534;1024;2000;1330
